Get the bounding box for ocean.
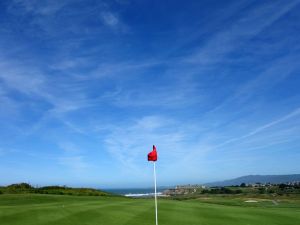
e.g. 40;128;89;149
104;187;169;197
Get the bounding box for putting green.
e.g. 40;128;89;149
0;194;299;225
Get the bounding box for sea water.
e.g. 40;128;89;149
104;187;168;197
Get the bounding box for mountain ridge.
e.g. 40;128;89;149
205;174;300;187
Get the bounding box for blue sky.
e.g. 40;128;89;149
0;0;300;188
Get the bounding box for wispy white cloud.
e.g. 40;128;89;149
99;8;128;32
104;116;186;169
104;71;202;108
101;11;119;27
7;0;128;37
0;54;101;113
102;114;212;184
185;1;299;64
110;85;199;108
0;57;97;136
50;57;89;71
135;116;168;131
170;106;300;175
215;107;300;149
9;0;70;16
230;135;299;154
207;54;300;115
77;59;165;80
0;60;46;96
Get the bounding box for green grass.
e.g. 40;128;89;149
0;183;109;196
0;194;300;225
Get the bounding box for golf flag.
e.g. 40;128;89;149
148;145;158;161
148;145;158;225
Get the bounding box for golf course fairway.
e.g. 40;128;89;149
0;194;299;225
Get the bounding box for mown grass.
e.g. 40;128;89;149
0;194;300;225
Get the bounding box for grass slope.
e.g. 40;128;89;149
0;183;109;196
0;194;300;225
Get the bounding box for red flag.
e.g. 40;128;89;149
148;145;158;161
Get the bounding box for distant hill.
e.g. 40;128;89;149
205;174;300;187
0;183;110;196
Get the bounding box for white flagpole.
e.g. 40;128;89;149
153;162;158;225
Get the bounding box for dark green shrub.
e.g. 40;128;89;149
235;189;242;194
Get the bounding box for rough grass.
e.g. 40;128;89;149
0;194;300;225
